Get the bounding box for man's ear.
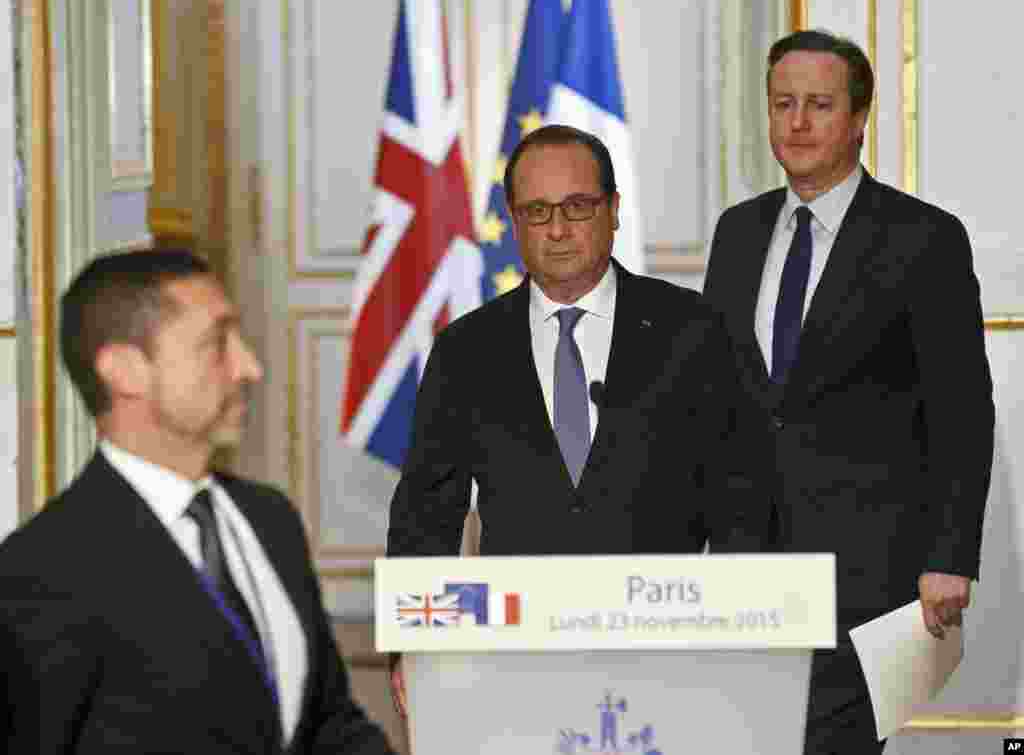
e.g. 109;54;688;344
95;343;151;400
853;107;869;146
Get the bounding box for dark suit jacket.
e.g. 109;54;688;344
703;172;995;716
388;259;764;558
0;452;394;755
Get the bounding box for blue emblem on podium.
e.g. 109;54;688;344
556;691;661;754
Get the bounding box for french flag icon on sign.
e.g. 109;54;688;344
444;583;521;626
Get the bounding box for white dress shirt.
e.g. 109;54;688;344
529;262;617;438
755;164;863;374
100;440;307;743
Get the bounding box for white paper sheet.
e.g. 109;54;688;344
849;600;963;740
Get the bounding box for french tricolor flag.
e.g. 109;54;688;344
444;583;521;626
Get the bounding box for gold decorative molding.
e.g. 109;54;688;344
204;0;228;275
149;0;227;261
902;0;917;194
148;0;181;229
149;0;166;188
904;712;1024;732
462;0;476;201
985;316;1024;331
789;0;807;31
0;328;15;338
27;0;56;509
146;206;195;240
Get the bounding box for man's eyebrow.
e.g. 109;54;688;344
523;193;596;204
198;313;240;340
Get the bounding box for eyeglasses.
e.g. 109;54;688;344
514;194;607;226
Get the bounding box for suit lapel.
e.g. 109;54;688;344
737;190;787;348
581;261;666;485
600;261;661;408
727;190;786;407
502;279;568;478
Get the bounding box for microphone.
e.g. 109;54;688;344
589;380;605;407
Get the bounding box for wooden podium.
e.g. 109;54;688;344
376;554;835;754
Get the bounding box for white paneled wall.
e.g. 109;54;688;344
916;5;1024;315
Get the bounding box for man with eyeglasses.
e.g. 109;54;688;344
386;125;768;715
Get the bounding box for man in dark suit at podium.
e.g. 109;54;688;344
0;250;395;754
387;125;768;713
702;29;994;754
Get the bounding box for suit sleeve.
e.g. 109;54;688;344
908;212;994;578
0;559;101;753
386;328;472;557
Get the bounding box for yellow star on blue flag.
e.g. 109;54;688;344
477;0;566;300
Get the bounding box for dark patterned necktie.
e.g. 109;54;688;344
186;490;279;710
187;490;263;644
771;206;814;384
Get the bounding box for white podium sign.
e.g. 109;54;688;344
375;554;835;754
375;554;835;652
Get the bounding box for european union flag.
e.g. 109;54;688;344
477;0;567;301
444;582;490;625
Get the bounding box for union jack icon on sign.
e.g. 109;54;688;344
395;592;462;627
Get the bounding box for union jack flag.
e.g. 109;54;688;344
340;1;482;467
395;592;463;627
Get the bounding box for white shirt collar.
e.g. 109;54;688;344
529;261;617;324
100;439;214;527
784;163;863;235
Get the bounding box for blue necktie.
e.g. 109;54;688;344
771;206;814;384
554;308;590;486
187;490;279;706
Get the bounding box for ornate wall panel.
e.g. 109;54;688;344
288;308;394;573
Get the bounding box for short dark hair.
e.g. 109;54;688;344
767;29;874;115
60;249;211;417
503;124;617;207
